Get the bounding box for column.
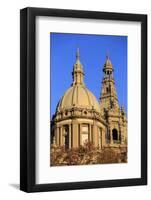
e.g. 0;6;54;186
60;127;63;146
79;124;81;146
89;124;92;143
69;124;71;149
119;126;121;144
110;126;113;144
56;126;59;146
72;120;78;148
120;126;124;144
91;125;93;143
99;127;102;149
96;126;99;147
93;124;98;147
109;126;113;144
101;128;106;147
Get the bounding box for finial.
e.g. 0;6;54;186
106;51;110;60
76;47;80;60
72;48;84;85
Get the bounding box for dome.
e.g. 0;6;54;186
57;85;100;112
55;48;100;114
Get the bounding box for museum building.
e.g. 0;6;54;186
51;49;127;149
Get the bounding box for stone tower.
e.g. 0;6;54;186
100;55;127;146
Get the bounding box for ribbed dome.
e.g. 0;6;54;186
56;48;100;114
57;85;100;112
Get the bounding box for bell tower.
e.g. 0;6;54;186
100;55;127;146
100;55;119;114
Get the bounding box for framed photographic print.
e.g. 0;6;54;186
20;7;147;192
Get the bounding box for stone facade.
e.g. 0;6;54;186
51;49;127;150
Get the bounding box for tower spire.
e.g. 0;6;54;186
72;48;84;86
103;53;114;78
106;51;110;60
76;47;80;60
100;56;119;112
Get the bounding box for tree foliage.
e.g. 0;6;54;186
50;142;127;166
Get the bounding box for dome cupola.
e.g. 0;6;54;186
56;48;100;113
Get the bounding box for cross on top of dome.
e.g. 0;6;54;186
72;48;84;85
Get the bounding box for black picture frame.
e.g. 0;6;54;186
20;7;147;192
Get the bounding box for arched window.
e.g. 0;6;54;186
64;125;69;149
112;128;118;141
98;128;102;148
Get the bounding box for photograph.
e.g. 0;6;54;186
50;33;128;166
20;7;147;192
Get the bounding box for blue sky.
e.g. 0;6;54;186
50;33;127;117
